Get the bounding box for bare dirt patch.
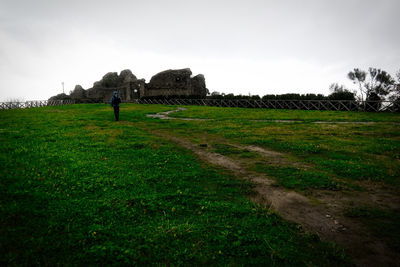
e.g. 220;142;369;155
229;143;310;169
146;107;208;121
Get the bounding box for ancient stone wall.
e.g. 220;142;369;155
50;68;207;102
143;68;207;98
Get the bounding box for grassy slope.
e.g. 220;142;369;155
164;105;400;253
0;104;348;266
170;105;400;122
168;106;400;189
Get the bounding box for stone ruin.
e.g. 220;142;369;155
50;68;208;102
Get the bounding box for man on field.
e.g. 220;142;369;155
110;91;122;121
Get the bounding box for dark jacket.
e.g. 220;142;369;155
110;94;122;107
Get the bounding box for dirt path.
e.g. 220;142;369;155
146;108;400;124
143;109;400;266
146;108;208;121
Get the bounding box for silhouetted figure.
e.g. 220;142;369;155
110;91;121;121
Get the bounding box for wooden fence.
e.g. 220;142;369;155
0;100;75;110
1;99;398;112
129;99;398;112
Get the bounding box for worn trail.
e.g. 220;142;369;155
146;108;399;124
143;108;400;266
146;108;207;121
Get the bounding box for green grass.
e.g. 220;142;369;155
160;106;400;189
212;143;258;158
170;105;400;122
0;104;350;265
254;165;342;191
345;206;400;252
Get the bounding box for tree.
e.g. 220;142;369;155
392;70;400;95
389;69;400;111
347;68;366;101
208;91;224;99
5;97;25;103
366;68;394;99
328;83;355;100
348;68;395;102
329;83;347;93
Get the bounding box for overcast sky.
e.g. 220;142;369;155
0;0;399;101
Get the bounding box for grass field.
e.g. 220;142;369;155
1;103;399;265
168;106;400;189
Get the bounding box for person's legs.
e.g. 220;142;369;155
113;106;119;121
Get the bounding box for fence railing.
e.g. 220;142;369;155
0;100;75;110
2;98;398;112
128;99;398;112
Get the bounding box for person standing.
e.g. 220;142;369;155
110;91;122;121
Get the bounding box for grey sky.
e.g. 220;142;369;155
0;0;399;101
